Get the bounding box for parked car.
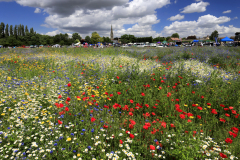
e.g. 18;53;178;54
185;43;192;47
157;45;166;47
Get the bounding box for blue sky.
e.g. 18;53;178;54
0;0;239;38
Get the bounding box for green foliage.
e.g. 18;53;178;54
72;33;81;41
91;32;102;44
171;33;179;38
210;30;219;40
85;36;91;44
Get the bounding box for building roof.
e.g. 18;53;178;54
168;37;180;41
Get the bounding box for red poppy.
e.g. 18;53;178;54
130;100;134;103
58;120;63;124
231;127;239;134
187;119;192;123
129;112;133;116
229;131;237;138
225;113;230;117
126;131;130;134
141;93;145;96
167;92;171;97
110;94;113;97
129;124;134;129
60;103;64;108
151;112;156;116
66;97;71;101
91;117;96;122
58;95;62;99
105;92;108;95
116;76;119;79
192;91;195;94
170;124;175;128
145;104;149;108
197;107;202;110
197;115;201;119
179;114;186;119
150;145;155;150
175;99;179;102
159;86;162;89
229;106;234;110
192;104;197;107
117;92;121;95
211;109;217;114
129;134;134;139
219;118;226;123
220;104;225;107
161;80;164;83
129;119;136;125
207;103;211;106
225;138;233;144
219;153;228;158
103;125;108;129
201;96;204;99
224;108;229;111
65;107;69;111
143;125;149;130
119;140;123;144
67;83;71;87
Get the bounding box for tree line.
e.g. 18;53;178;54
0;22;113;47
0;21;222;47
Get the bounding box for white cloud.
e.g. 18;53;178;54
162;14;236;37
180;1;210;13
233;17;238;20
34;8;41;13
223;10;231;14
174;0;177;4
0;0;170;38
168;14;184;21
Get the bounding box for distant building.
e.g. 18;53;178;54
187;35;197;39
168;37;180;42
203;35;209;40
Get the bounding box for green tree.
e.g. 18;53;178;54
171;33;179;38
14;25;18;39
91;32;101;44
59;40;64;46
75;39;80;43
166;37;171;41
85;36;91;44
209;30;219;40
10;25;13;36
5;24;9;38
25;25;29;34
72;33;81;41
0;22;5;38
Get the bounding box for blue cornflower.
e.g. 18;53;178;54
81;133;84;135
54;143;57;146
71;133;74;136
82;129;85;132
81;120;84;122
91;129;94;133
62;148;65;150
154;139;158;142
87;146;91;149
73;150;76;153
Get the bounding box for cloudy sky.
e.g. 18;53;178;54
0;0;239;38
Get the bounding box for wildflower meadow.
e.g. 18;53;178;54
0;46;240;160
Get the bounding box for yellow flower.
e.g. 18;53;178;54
184;104;188;107
207;106;211;108
189;116;194;119
8;109;11;111
35;117;39;119
77;154;80;157
67;138;71;141
200;124;202;126
7;77;11;80
25;92;29;96
41;122;45;124
228;82;231;84
1;113;5;116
